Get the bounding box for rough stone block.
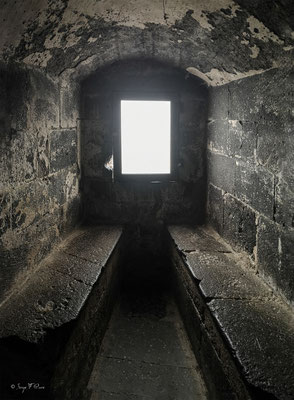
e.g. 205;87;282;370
208;119;256;162
16;130;38;182
37;128;50;178
280;228;294;303
234;162;274;218
50;129;77;173
0;130;38;186
208;183;223;234
0;69;9;139
256;217;279;279
257;216;294;304
228;120;256;160
0;243;28;302
0;138;11;188
168;225;228;253
88;356;204;399
61;226;122;266
11;181;49;231
61;196;81;234
169;225;267;300
279;120;294;188
30;70;59;130
7;68;30;132
81;94;100;120
65;168;79;202
24;210;62;267
223;194;256;254
275;179;294;228
256;121;290;175
228;74;267;122
0;205;67;302
186;250;268;299
48;172;67;207
208;85;229;120
0;192;11;236
209;298;294;399
81;119;105;178
207;151;235;194
0;226;122;342
60;81;79;129
207;119;229;155
0;267;92;342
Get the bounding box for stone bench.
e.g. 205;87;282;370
168;225;294;400
0;225;123;399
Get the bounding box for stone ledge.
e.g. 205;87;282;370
168;225;294;400
0;225;122;343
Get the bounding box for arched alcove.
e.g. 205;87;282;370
79;58;209;226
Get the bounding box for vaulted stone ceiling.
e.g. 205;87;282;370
0;0;293;84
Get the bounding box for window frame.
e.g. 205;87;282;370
112;91;179;182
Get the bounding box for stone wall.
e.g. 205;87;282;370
80;60;208;225
0;64;80;303
207;67;294;305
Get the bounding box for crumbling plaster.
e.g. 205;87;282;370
0;0;293;85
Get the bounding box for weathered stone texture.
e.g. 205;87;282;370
223;194;256;254
207;152;235;194
209;298;294;400
234;162;274;219
0;193;10;236
208;85;229;121
50;129;77;173
257;217;294;303
207;184;223;236
169;225;294;399
208;119;256;162
208;67;294;304
275;180;294;228
0;1;292;83
0;65;80;303
60;80;79;129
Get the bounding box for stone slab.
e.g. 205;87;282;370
98;305;196;368
53;252;103;286
0;226;122;343
185;251;270;299
169;225;270;299
168;225;228;253
89;357;205;400
0;268;91;342
88;293;208;400
208;299;294;400
87;286;208;400
61;225;122;265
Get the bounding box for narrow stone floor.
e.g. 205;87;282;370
87;289;208;400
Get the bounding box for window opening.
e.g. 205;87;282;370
120;100;171;175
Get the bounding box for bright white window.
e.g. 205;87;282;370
120;100;171;174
